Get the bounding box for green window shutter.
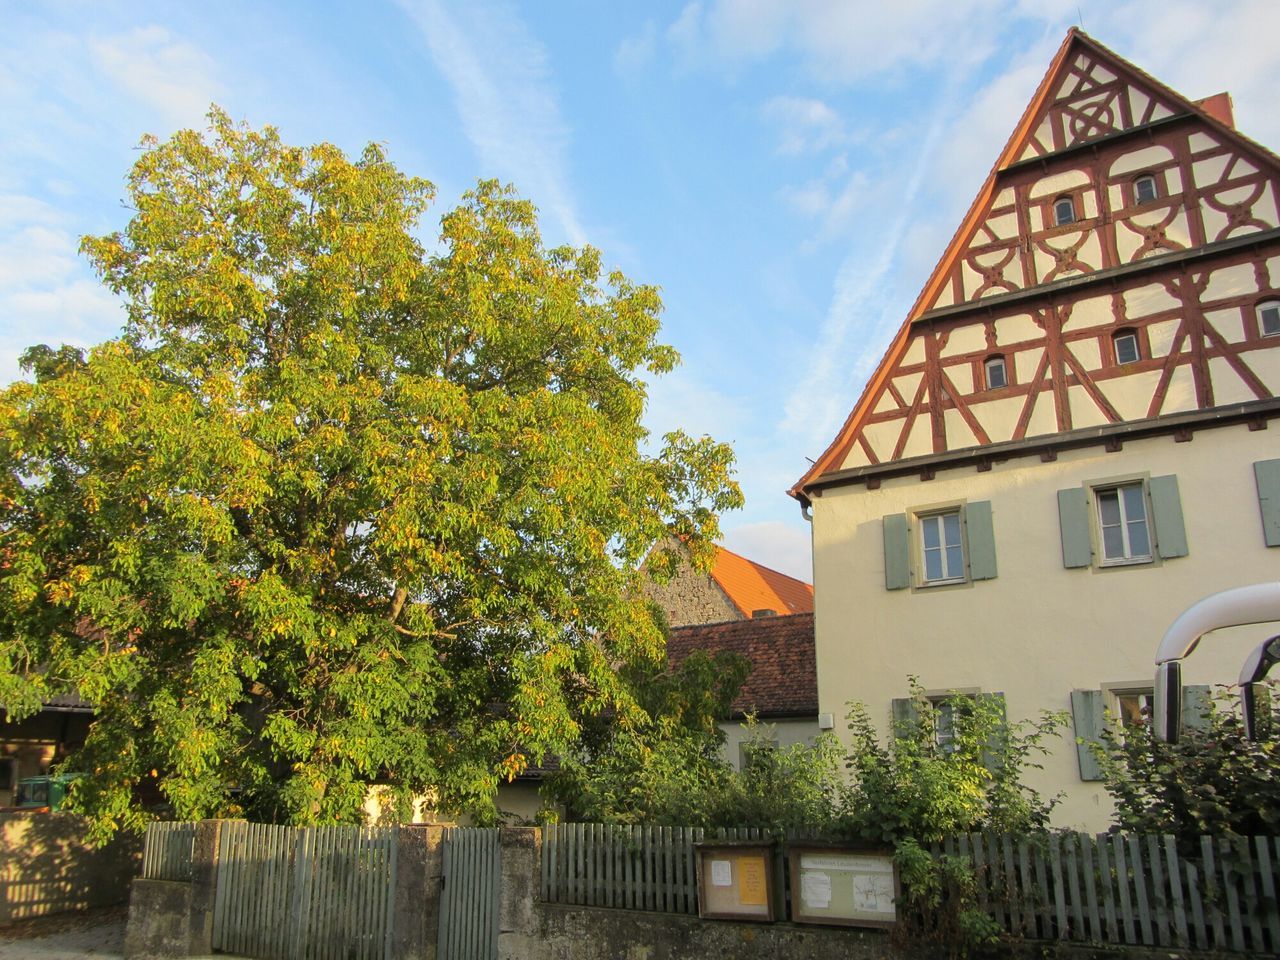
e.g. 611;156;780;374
1057;488;1093;568
891;697;918;737
1149;475;1188;559
980;692;1006;772
966;501;998;581
883;513;911;590
1070;689;1105;781
1255;459;1280;547
1182;684;1212;731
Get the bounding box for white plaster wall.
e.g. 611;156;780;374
720;719;822;770
810;425;1280;832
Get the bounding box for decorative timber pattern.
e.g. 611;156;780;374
141;820;196;882
210;821;398;960
797;31;1280;483
437;827;501;960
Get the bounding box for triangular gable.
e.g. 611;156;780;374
791;29;1280;499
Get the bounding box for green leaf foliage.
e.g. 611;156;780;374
1098;682;1280;844
840;679;1067;845
0;108;742;836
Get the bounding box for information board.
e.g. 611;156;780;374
786;845;900;928
694;841;776;921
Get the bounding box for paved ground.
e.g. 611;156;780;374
0;907;126;959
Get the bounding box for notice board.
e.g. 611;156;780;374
694;841;776;921
787;844;899;928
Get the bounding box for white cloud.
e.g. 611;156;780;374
89;26;224;130
0;195;123;386
642;368;748;446
668;0;1005;84
762;96;852;155
396;0;586;246
614;21;658;75
722;519;812;582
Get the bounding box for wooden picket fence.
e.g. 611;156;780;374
541;823;800;915
541;824;1280;954
211;821;398;960
141;820;197;881
944;831;1280;954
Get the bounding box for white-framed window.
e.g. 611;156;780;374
1058;474;1187;570
919;510;965;584
1134;174;1158;204
883;501;998;591
1259;300;1280;337
1095;482;1152;564
984;355;1008;389
1113;329;1141;364
1110;687;1154;730
1053;196;1076;226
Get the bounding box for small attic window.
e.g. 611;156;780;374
1259;300;1280;337
1134;174;1159;204
1053;196;1076;226
1113;329;1141;365
984;355;1008;390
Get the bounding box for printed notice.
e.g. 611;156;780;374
710;859;732;887
853;873;896;913
800;870;832;909
738;856;767;906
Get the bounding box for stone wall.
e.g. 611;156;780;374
126;823;1214;960
0;811;140;925
641;558;740;628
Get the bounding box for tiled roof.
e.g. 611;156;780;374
710;547;814;618
667;613;817;719
41;692;92;712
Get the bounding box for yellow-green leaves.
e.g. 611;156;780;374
0;110;740;834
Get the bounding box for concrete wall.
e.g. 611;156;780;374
0;811;140;925
811;422;1280;830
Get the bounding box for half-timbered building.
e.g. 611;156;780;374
790;30;1280;829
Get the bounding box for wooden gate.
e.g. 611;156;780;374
437;827;501;960
212;821;398;960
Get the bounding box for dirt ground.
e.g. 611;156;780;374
0;906;126;959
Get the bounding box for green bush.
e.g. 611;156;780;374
1098;682;1280;843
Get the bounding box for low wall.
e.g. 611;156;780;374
125;823;1247;960
0;811;141;925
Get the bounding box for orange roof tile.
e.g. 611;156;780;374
710;546;813;619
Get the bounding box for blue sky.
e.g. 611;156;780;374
4;1;1279;580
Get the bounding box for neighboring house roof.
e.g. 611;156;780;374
789;27;1280;501
41;692;93;713
710;546;814;618
667;613;817;720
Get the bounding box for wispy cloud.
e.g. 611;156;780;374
0;195;123;385
781;92;953;448
395;0;586;246
666;0;1002;83
90;26;224;130
762;96;855;156
614;20;658;75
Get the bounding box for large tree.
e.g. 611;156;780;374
0;109;741;834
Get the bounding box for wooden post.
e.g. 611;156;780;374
186;819;225;956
